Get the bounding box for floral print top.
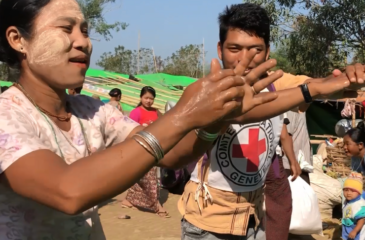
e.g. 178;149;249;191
0;87;139;240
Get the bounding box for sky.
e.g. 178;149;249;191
90;0;243;69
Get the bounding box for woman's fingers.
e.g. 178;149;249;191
216;75;246;91
245;59;278;86
252;70;283;93
219;85;245;103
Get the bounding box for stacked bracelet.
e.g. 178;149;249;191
134;131;164;163
195;129;219;142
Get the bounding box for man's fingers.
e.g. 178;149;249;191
222;100;242;116
249;92;278;109
234;49;257;76
291;175;297;181
210;58;223;75
346;65;356;83
245;59;278;86
354;63;364;84
332;69;342;77
252;70;283;93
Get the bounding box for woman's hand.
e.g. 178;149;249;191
173;54;280;130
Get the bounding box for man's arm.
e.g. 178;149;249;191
232;85;314;124
280;124;301;181
230;72;357;124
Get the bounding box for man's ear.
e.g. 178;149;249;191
217;41;222;60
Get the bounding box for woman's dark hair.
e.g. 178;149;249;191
346;121;365;145
0;0;51;68
109;88;122;97
137;86;156;107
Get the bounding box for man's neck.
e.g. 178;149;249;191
18;72;67;115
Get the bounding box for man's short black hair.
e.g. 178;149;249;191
218;3;270;46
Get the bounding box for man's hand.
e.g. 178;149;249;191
214;49;283;121
306;64;365;100
289;159;302;181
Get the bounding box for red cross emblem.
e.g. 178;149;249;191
232;128;267;172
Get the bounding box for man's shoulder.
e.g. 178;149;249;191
272;72;311;91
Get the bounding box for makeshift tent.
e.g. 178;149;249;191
0;68;194;112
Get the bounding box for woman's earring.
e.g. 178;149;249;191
20;47;26;58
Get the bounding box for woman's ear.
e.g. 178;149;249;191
6;27;28;55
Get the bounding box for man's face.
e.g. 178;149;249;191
217;28;270;73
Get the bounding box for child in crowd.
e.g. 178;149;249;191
342;172;365;240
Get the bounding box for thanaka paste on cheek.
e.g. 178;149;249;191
27;0;89;66
29;30;70;66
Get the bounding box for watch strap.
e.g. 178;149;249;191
299;83;312;103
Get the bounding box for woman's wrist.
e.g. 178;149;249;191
163;107;194;134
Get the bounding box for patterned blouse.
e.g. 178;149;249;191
0;87;139;240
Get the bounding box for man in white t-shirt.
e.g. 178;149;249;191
178;3;361;240
282;106;312;185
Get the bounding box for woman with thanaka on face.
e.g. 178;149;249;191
0;0;283;238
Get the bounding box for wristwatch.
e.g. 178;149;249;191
299;83;312;103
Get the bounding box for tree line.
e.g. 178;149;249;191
96;44;207;77
245;0;364;77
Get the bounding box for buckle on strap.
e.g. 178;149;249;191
194;181;213;214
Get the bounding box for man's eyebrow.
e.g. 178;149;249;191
226;43;265;48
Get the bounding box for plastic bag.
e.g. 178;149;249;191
288;176;322;235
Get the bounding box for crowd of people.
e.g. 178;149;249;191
0;0;364;239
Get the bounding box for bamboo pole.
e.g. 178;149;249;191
152;47;158;73
103;74;184;96
137;31;140;74
202;38;205;77
352;101;355;127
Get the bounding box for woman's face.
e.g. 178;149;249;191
16;0;92;89
141;92;155;108
343;134;362;157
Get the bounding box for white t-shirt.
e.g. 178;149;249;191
191;111;283;192
0;87;139;239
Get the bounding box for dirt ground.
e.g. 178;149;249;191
99;190;181;240
98;190;330;240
